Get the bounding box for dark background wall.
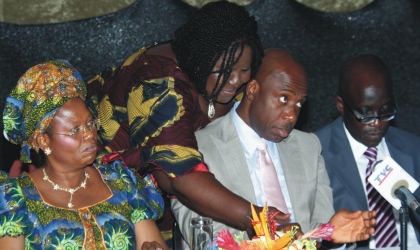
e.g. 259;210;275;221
1;0;420;171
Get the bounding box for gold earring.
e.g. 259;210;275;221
44;147;52;155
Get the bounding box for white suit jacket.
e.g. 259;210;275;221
171;110;334;245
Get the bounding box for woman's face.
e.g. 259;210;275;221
44;98;98;169
206;45;253;104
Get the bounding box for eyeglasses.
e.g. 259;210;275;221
341;99;397;124
50;119;100;139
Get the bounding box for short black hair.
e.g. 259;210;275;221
171;0;264;101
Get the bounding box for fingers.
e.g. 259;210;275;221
294;226;304;239
362;210;376;228
267;206;291;227
344;209;362;219
141;241;165;250
274;216;292;227
267;206;287;216
274;213;291;221
362;210;376;219
357;211;376;242
276;223;303;239
335;209;362;220
366;217;376;227
357;228;372;241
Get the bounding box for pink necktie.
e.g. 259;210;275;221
257;140;288;213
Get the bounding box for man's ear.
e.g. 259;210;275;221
246;79;258;101
334;95;344;116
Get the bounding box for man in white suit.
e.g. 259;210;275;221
172;48;375;248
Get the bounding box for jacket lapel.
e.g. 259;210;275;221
211;112;257;204
386;129;415;174
277;131;301;211
276;130;313;226
329;119;368;210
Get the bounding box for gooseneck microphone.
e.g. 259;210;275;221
393;185;420;216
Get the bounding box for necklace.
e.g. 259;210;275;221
43;168;90;208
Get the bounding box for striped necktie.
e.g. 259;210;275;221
364;147;400;248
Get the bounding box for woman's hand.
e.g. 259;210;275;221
267;206;292;226
329;209;376;243
135;220;169;250
141;241;166;250
0;235;25;250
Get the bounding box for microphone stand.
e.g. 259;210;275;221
395;189;409;250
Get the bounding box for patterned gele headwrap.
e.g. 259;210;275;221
3;60;86;163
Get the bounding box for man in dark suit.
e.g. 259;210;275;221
315;54;420;248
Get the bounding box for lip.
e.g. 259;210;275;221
276;127;291;138
221;89;237;97
366;130;384;136
83;144;98;153
365;131;384;140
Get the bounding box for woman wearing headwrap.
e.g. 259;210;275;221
0;60;167;250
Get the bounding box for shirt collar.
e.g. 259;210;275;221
232;102;263;156
343;121;386;159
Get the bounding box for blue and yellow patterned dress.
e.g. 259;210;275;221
0;160;164;249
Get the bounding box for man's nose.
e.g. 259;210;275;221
369;118;381;127
282;107;298;122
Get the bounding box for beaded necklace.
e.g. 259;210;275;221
43;168;90;208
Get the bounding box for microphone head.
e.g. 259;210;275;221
367;156;419;209
391;180;409;199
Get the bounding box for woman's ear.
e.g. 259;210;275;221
36;133;50;152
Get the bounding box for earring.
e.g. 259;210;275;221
44;147;52;155
208;100;215;119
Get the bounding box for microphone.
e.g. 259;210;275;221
367;156;420;213
394;185;420;215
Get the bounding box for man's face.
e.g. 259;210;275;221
249;68;307;143
336;70;395;147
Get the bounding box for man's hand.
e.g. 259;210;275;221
276;223;304;239
329;209;376;243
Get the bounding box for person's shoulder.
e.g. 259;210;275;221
95;160;136;185
0;174;27;213
0;174;29;238
314;123;332;137
387;126;420;143
314;117;341;137
195;113;230;136
288;129;320;145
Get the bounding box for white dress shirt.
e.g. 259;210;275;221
231;102;296;223
231;102;344;250
344;123;420;248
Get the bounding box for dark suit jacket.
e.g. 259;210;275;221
315;116;420;248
